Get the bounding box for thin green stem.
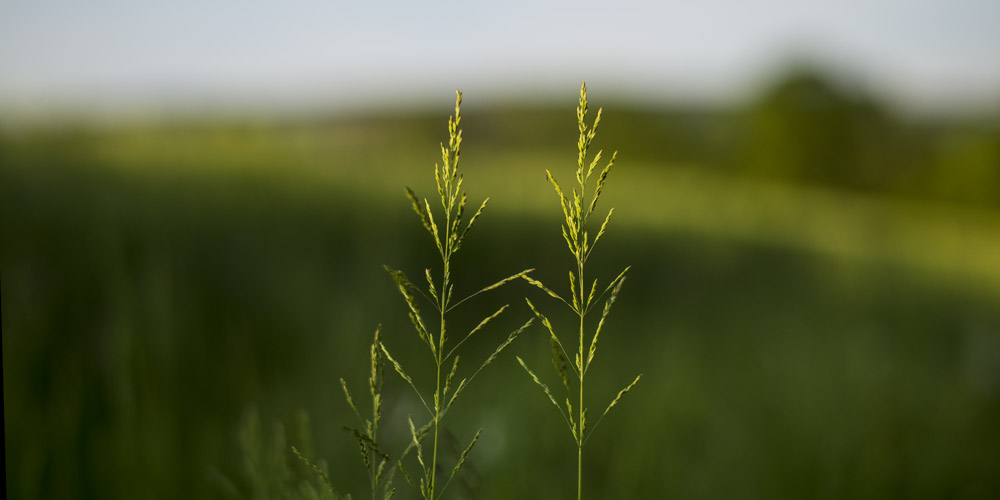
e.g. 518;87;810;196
431;357;441;499
576;259;585;500
371;372;379;500
430;269;445;498
430;172;454;500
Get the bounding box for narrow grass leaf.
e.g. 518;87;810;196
443;355;460;398
446;378;466;410
423;198;443;255
385;267;436;353
447;318;533;411
408;417;427;478
370;328;385;428
573;189;583;224
447;429;482;488
370;326;384;390
522;276;570;308
566;398;578;441
583;375;642;446
551;336;571;391
588;274;626;370
517;356;571;428
425;269;438;303
397;459;417;490
602;374;641;417
451;191;467;237
585;149;603;183
561;224;576;255
546;170;571;224
589;151;617;215
459;198;489;243
525;298;577;378
587;266;630;315
381;344;433;416
405;187;433;235
439;145;449;197
375;458;388;487
588;208;615;260
569;270;578;311
447;268;532;312
410;312;435;357
434;161;445;203
343;426;390;461
585;278;598;312
340;378;362;423
396;418;433;463
292;446;339;496
385;265;435;306
444;305;508;360
479;318;533;370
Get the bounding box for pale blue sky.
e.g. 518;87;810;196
1;0;998;115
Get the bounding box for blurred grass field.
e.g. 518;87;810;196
3;82;1000;499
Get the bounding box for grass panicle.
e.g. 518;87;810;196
295;325;412;500
223;409;342;500
382;90;532;500
328;326;397;500
517;82;642;500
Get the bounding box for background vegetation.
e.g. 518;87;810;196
3;69;1000;499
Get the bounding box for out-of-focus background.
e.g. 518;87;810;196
3;1;999;499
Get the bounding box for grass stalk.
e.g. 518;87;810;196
383;90;533;500
336;325;396;500
518;82;642;500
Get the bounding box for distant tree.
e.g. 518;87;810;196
743;67;894;189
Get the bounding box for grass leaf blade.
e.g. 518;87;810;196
445;305;508;361
381;344;433;417
587;274;626;371
292;446;339;497
447;318;533;411
516;356;574;434
340;378;362;424
525;298;577;379
405;187;433;236
447;268;533;312
437;429;482;499
587;207;615;261
408;417;428;481
522;276;572;310
443;355;460;398
459;197;489;245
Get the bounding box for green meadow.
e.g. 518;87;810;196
3;78;1000;499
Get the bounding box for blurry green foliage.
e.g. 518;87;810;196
219;409;338;500
2;73;999;500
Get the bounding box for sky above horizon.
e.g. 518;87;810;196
2;0;998;116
